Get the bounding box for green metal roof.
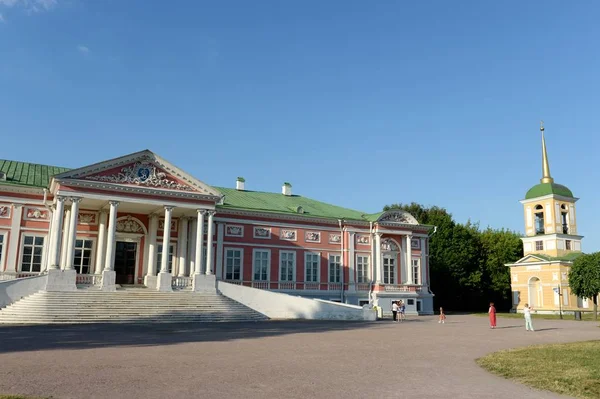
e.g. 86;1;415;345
0;159;69;188
531;252;583;262
0;159;389;222
525;182;574;200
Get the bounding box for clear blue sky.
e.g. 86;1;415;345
1;1;598;250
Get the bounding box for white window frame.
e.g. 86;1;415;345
0;231;7;272
328;253;341;283
19;233;47;273
565;240;572;250
156;242;177;274
224;247;244;281
73;237;96;275
382;255;395;284
412;258;420;285
305;252;320;283
252;249;270;281
279;250;296;282
535;240;544;251
356;254;370;283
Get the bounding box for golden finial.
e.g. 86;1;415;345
540;120;554;184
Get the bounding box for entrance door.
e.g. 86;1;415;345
115;241;137;285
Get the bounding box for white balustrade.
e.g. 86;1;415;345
355;283;371;291
76;274;102;286
328;283;342;291
0;272;42;281
278;282;296;290
171;276;192;289
251;281;269;290
384;284;422;292
304;282;320;290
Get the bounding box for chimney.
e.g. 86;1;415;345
236;177;245;191
282;182;292;196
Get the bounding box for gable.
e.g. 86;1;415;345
515;254;550;264
53;150;222;198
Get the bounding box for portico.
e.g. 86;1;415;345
43;151;222;292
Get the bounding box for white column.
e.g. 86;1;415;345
157;206;174;291
374;233;382;283
205;211;215;275
48;197;66;270
64;198;81;271
420;237;427;286
94;211;108;275
348;232;356;289
59;208;71;269
188;218;197;274
103;201;119;272
406;235;413;284
195;210;206;274
44;205;55;272
146;214;159;277
215;221;224;278
177;217;189;277
159;207;174;274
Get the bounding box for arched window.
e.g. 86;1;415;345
560;204;569;234
534;205;545;235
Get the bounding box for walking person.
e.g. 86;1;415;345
399;300;406;322
392;301;398;322
438;307;446;324
488;302;497;329
524;303;535;332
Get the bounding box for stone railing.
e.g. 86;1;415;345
383;284;422;292
0;272;42;281
172;276;192;289
251;281;269;290
221;280;366;292
76;274;102;286
327;283;342;291
353;283;371;291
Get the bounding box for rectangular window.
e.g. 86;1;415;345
253;250;269;281
412;258;420;285
21;235;44;272
359;300;370;306
383;256;395;284
279;251;295;281
225;248;242;280
0;233;4;269
305;252;320;282
565;240;572;250
356;255;369;283
563;288;569;306
74;239;93;274
535;240;544;251
157;244;175;273
328;254;341;283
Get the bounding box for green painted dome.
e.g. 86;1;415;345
525;182;574;199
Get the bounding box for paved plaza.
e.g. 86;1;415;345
0;315;598;399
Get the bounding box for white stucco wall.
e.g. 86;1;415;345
0;275;47;308
218;281;377;321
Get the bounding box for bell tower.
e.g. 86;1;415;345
520;122;583;257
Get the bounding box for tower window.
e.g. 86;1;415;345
534;205;545;235
565;240;572;250
561;204;569;234
535;241;544;251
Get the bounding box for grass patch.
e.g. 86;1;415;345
472;312;598;321
477;341;600;398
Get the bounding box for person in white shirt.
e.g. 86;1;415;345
392;301;399;322
523;303;535;332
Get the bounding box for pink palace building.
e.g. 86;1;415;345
0;150;434;315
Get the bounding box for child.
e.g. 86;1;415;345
488;302;497;329
438;307;446;324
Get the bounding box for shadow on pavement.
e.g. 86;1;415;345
0;319;385;354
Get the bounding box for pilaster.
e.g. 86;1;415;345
6;204;23;272
420;237;427;286
348;232;356;291
406;235;413;284
215;221;224;279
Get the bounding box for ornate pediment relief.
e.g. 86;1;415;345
381;238;399;252
378;210;419;225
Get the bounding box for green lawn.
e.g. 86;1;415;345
477;341;600;399
472;312;598;321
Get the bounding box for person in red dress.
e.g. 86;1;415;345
488;302;497;329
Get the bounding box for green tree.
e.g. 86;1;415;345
568;252;600;320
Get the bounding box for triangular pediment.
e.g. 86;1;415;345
514;254;550;264
53;150;222;198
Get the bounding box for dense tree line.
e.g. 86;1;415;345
384;203;523;311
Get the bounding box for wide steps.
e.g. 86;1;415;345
0;290;268;324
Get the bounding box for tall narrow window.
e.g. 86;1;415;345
534;205;545;235
157;244;175;273
356;255;369;283
383;256;395;284
565;240;572;250
0;234;4;269
21;236;44;272
225;249;242;280
74;239;93;274
561;204;569;234
329;254;341;283
305;252;320;282
253;250;269;281
280;251;295;281
412;258;420;285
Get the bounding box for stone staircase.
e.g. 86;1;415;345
0;289;269;324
